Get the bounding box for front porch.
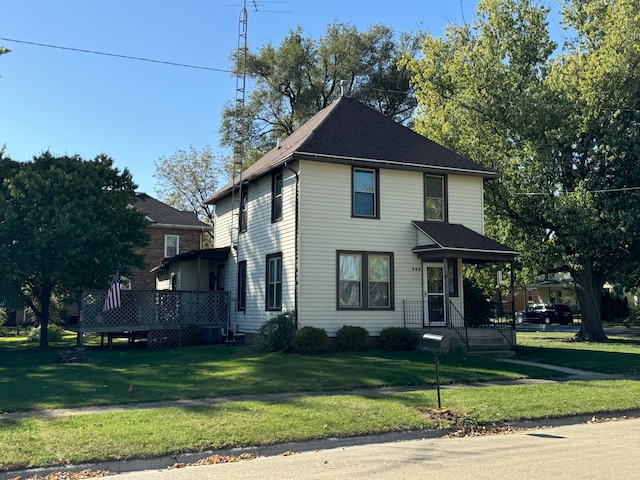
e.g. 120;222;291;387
403;299;515;356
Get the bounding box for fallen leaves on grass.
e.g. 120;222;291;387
417;407;525;438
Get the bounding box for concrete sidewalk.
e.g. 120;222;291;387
2;361;639;480
1;360;632;423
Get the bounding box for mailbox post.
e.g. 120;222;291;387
422;333;449;409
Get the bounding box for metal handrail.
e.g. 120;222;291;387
447;300;469;350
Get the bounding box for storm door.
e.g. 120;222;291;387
423;262;446;326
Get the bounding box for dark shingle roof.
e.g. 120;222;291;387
207;96;495;203
135;193;210;229
412;221;518;262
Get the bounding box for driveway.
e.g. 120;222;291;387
113;417;640;480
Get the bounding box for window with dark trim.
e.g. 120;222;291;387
266;253;283;311
237;260;247;311
424;175;445;221
447;259;459;297
272;172;283;222
352;168;379;218
337;251;393;310
239;189;248;233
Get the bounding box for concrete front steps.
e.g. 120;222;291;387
416;327;516;358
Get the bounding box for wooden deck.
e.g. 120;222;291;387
71;290;230;348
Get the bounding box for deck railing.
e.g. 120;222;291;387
80;290;230;328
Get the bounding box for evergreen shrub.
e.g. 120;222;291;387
257;311;296;352
378;327;414;351
293;326;329;355
335;325;369;351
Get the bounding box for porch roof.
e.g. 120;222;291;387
412;221;519;263
150;247;231;273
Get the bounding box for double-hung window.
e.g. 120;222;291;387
266;253;282;311
425;175;445;221
272;172;283;222
164;234;179;258
337;251;393;309
237;260;247;311
352;168;379;218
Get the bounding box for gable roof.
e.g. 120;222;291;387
135;193;210;229
206;96;495;203
412;221;519;263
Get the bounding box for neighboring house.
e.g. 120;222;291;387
518;273;577;310
202;96;518;348
130;193;212;290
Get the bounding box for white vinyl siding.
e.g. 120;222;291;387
447;175;484;233
212;166;297;333
298;161;424;335
212;160;486;335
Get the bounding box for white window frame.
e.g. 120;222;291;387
164;234;179;258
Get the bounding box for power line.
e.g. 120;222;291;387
515;186;640;196
0;37;232;73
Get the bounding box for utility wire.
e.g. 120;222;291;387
515;186;640;196
0;37;232;73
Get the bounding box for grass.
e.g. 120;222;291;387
0;333;559;413
516;330;640;374
0;329;639;472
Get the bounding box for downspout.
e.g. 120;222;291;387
285;161;300;327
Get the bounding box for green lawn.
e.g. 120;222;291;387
0;333;561;413
516;329;640;373
1;329;639;472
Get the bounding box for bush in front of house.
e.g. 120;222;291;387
257;311;297;352
335;325;369;351
27;324;65;343
378;327;415;351
293;326;329;355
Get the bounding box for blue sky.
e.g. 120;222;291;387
0;1;515;196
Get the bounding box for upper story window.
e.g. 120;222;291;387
272;172;283;223
425;175;445;221
164;234;179;258
352;168;379;218
239;189;248;233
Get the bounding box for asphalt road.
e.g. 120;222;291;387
114;417;640;480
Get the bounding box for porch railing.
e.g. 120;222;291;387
401;299;469;350
448;301;468;350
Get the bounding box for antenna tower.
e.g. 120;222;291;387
228;1;249;336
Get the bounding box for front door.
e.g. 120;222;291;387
423;262;446;326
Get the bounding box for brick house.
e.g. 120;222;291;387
130;193;212;290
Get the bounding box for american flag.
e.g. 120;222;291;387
103;268;121;312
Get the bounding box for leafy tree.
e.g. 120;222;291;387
0;152;149;348
404;0;640;341
221;21;419;164
154;145;226;246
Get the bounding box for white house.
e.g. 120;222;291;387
204;96;517;349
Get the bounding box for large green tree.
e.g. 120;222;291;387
0;152;149;347
405;0;640;341
154;145;226;246
221;21;419;164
